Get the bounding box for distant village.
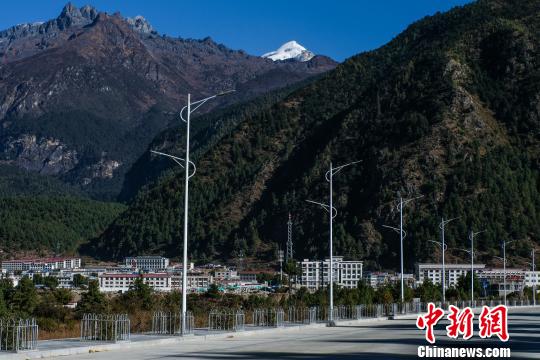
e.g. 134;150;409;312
1;255;538;300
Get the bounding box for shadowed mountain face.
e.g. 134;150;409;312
87;0;540;268
0;3;336;199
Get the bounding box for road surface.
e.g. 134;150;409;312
63;307;540;360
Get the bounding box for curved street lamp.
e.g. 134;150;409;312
150;90;234;335
382;194;422;303
428;239;448;304
306;160;360;325
494;239;516;306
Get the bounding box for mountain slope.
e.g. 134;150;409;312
0;196;126;255
0;3;336;199
88;0;540;269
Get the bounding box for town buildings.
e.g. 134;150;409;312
124;256;169;271
416;263;486;288
1;257;81;272
299;256;363;290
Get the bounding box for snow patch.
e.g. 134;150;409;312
262;40;315;62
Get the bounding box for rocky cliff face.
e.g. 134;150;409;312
1;135;78;175
0;3;337;198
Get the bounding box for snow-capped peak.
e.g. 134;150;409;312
262;40;315;62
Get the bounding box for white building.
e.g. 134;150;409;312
363;272;417;289
417;263;486;288
214;269;238;281
124;256;169;271
300;256;363;290
1;257;81;272
171;274;212;291
478;268;526;296
99;273;172;293
99;272;212;293
524;271;540;288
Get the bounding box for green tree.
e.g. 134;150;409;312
415;279;441;302
0;288;7;317
375;284;395;304
12;276;38;316
54;288;73;305
456;273;481;300
357;280;375;305
121;278;154;311
206;284;221;299
72;274;88;288
32;274;43;285
43;276;59;289
76;280;107;315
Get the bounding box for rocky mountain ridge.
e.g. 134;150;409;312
0;3;337;198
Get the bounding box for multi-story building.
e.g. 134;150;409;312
1;257;81;272
214;269;238;281
171;274;212;291
477;268;527;296
99;271;214;293
417;263;486;288
524;271;540;288
238;271;258;283
124;256;169;271
99;273;172;293
300;256;363;290
363;272;415;289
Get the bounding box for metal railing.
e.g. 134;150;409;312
285;307;317;324
208;310;245;332
151;311;194;335
253;308;284;327
0;318;38;352
80;314;130;342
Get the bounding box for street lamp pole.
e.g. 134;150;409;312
307;160;360;325
501;240;515;307
494;240;515;307
467;230;484;305
427;239;448;304
533;250;536;306
151;90;234;334
383;195;422;303
436;217;459;305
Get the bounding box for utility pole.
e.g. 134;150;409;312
150;90;234;335
382;194;422;303
307;160;360;325
286;213;293;262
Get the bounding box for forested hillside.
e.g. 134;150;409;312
88;0;540;270
0;196;125;255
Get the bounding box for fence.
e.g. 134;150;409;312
285;307;317;324
208;310;245;332
80;314;130;342
0;318;38;352
253;308;284;327
151;311;194;335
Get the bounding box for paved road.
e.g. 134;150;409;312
64;307;540;359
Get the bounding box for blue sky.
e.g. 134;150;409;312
0;0;472;61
